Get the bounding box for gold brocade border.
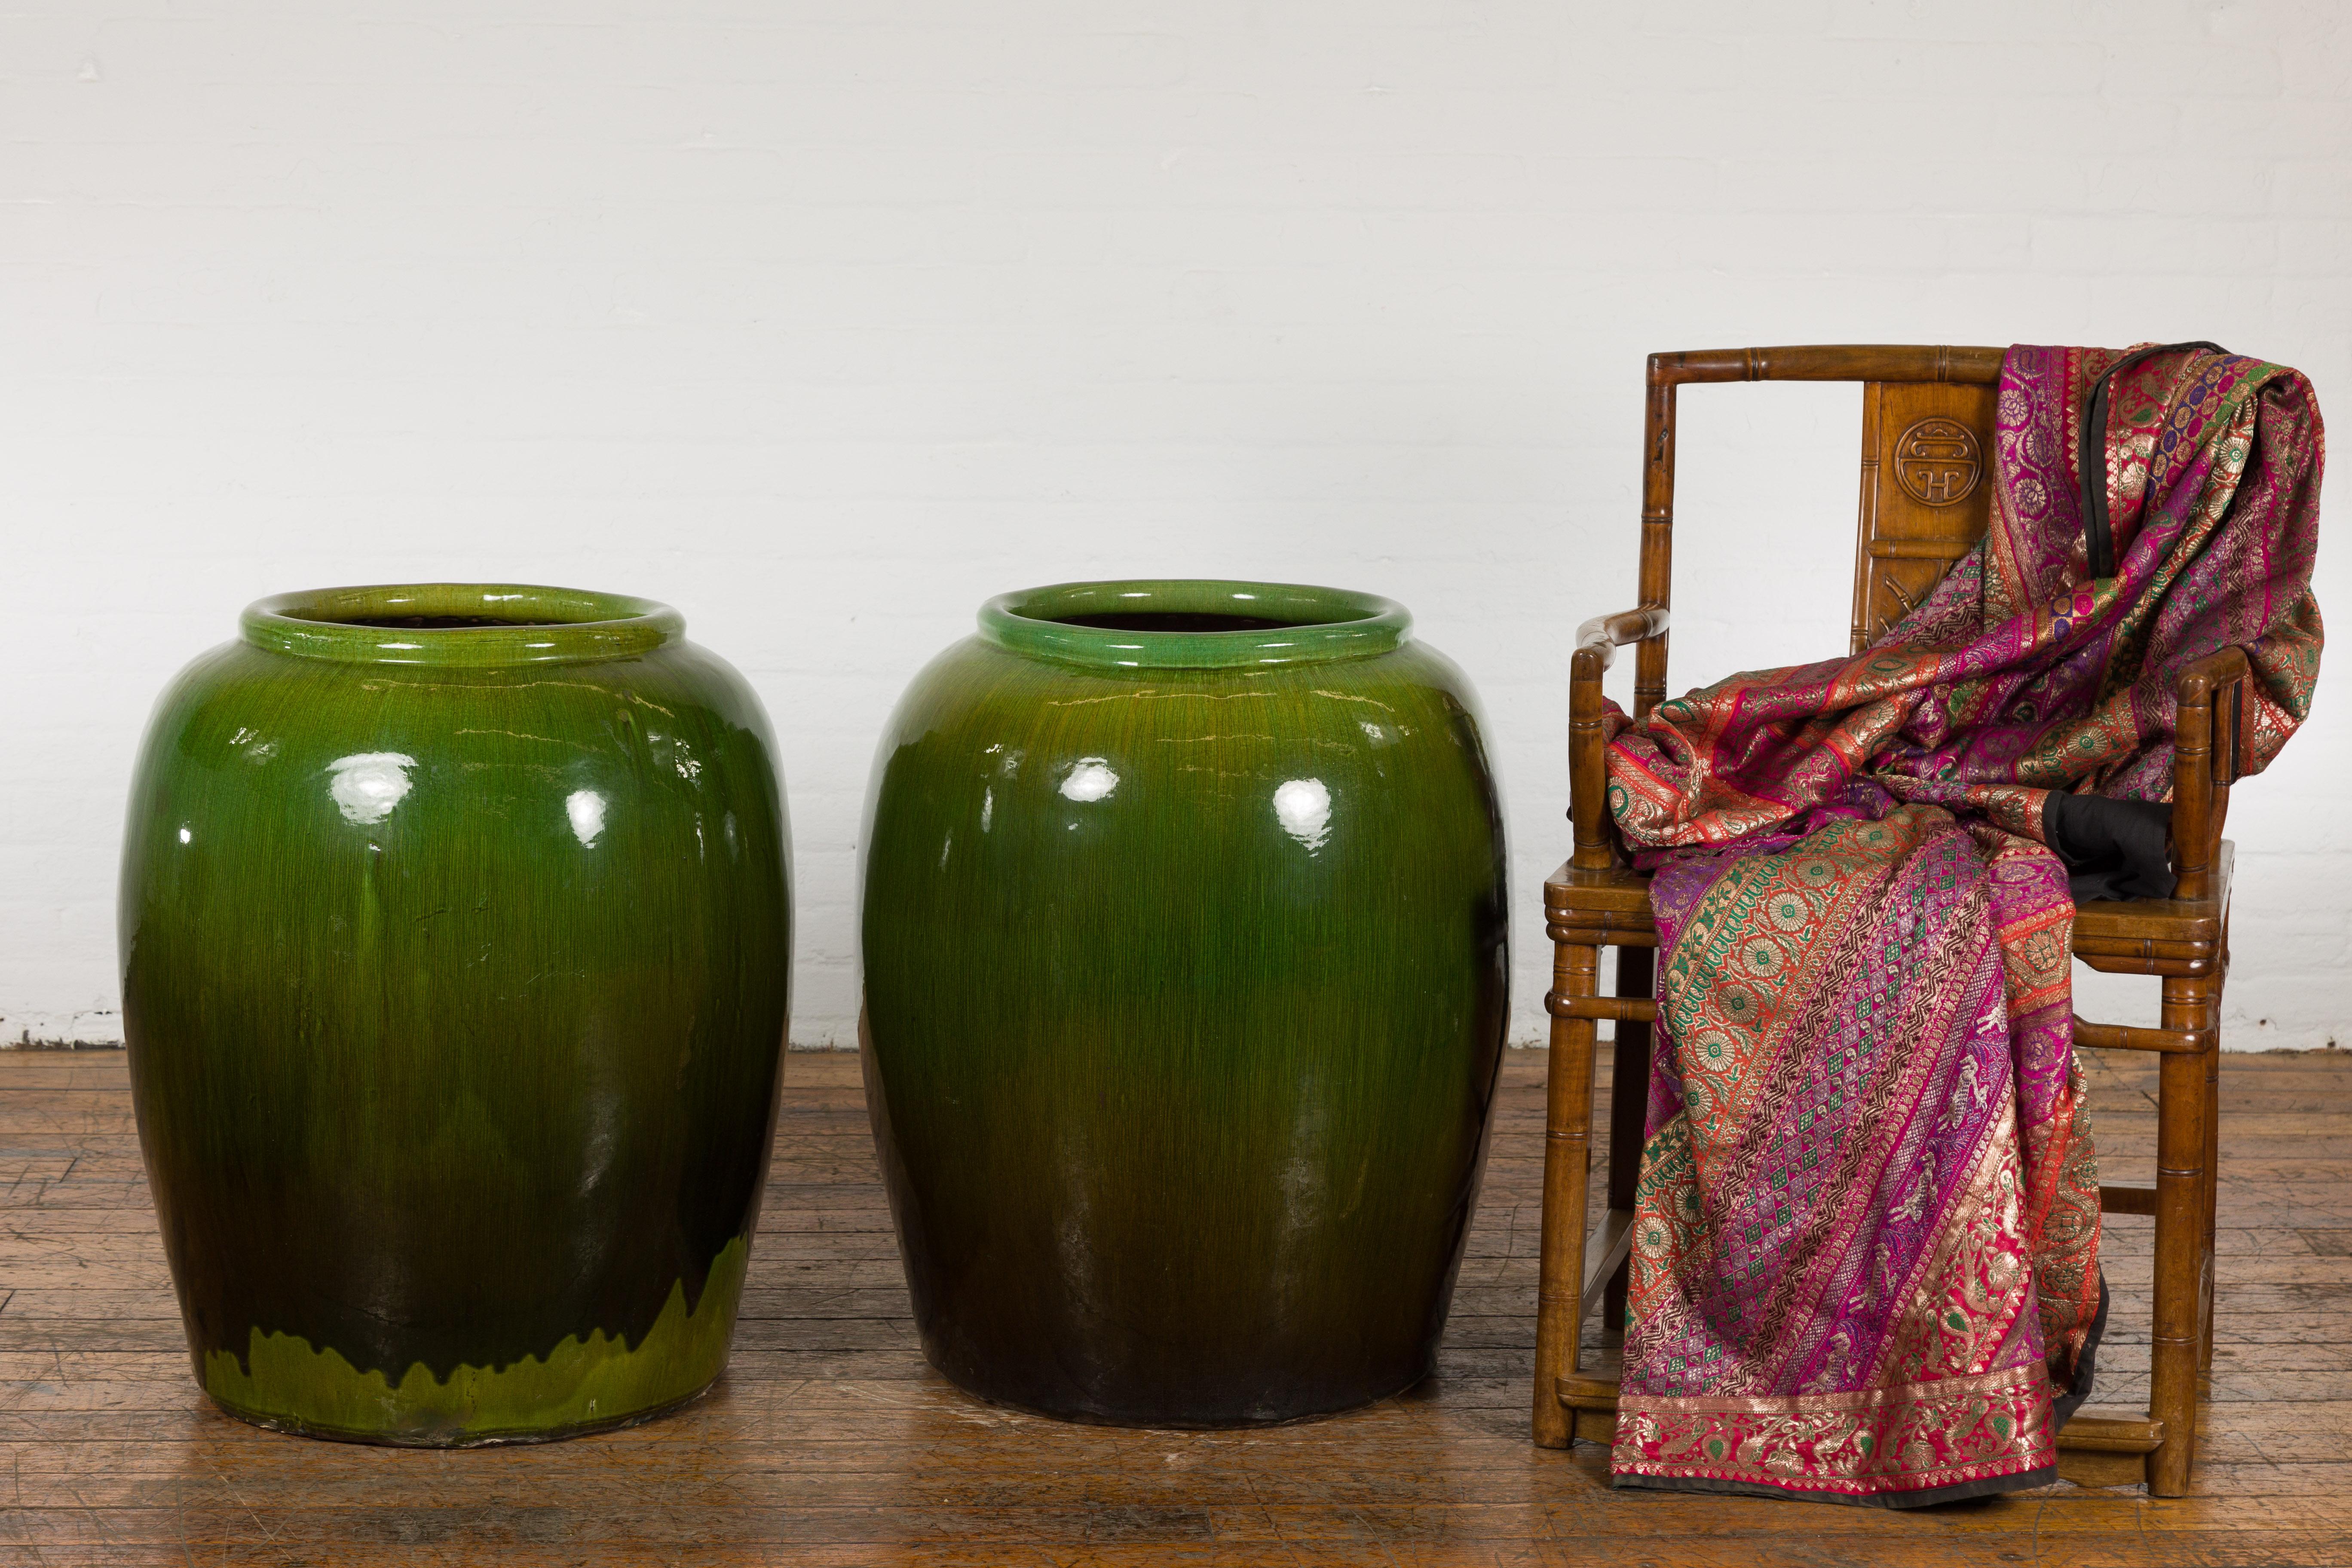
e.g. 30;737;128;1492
1617;1360;2041;1418
1614;1363;2055;1498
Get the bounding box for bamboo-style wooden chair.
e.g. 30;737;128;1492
1534;345;2247;1498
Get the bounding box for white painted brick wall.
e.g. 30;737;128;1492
3;0;2346;1049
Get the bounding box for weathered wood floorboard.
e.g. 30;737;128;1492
1;1046;2348;1566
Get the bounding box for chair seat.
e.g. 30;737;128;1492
1545;842;2230;976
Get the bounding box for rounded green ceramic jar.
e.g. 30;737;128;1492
861;579;1508;1427
119;584;792;1445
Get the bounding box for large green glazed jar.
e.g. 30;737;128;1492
860;579;1508;1427
119;584;793;1446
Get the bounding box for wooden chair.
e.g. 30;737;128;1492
1533;345;2248;1498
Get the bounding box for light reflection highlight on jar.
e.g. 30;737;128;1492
1274;778;1332;852
1059;760;1119;802
567;789;607;847
326;753;417;826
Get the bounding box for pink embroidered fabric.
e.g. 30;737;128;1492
1600;344;2324;1504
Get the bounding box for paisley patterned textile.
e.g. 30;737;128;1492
1603;344;2324;1505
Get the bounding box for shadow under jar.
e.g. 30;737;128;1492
119;584;793;1445
859;579;1510;1427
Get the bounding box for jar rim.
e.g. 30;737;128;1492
241;584;683;666
977;580;1410;670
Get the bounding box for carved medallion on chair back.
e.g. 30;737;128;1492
1850;382;1998;651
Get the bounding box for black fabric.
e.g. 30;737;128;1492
2051;1271;2111;1431
2077;340;2225;577
2043;792;2176;902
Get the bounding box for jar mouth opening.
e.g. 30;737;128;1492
979;580;1409;669
243;584;683;666
312;613;583;630
1049;611;1312;634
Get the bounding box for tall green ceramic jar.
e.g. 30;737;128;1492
119;584;792;1445
861;579;1508;1426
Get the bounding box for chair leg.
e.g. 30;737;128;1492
2199;1039;2222;1375
1602;946;1654;1344
2201;932;2227;1374
2148;971;2216;1497
1533;939;1599;1449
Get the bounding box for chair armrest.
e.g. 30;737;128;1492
1574;606;1672;671
2170;646;2252;903
1569;607;1671;870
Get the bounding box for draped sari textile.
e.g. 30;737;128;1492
1602;344;2324;1506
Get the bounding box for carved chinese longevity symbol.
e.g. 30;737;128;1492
1893;417;1983;507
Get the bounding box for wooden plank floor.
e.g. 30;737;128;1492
3;1047;2351;1566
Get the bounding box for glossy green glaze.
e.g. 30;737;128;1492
120;584;792;1445
861;579;1508;1427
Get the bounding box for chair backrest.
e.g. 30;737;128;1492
1632;345;2004;721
